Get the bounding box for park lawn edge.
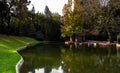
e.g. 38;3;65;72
0;35;38;73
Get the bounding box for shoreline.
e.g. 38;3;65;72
65;40;117;47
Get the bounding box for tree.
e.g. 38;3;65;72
61;3;73;41
96;0;120;42
0;0;20;35
16;0;30;35
9;16;19;35
44;5;52;40
0;1;8;34
82;0;120;42
44;6;61;41
79;0;101;40
109;0;120;39
25;5;36;36
51;13;61;40
44;5;51;18
34;12;45;40
0;0;32;35
61;0;81;42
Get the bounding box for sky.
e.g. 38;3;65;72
28;0;68;15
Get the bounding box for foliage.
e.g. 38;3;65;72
60;0;120;41
9;16;19;35
0;0;119;42
61;0;81;41
96;0;120;41
44;5;51;18
0;0;29;35
61;12;80;38
0;0;61;41
117;34;120;39
44;6;61;41
117;34;120;43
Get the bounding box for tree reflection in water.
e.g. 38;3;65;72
17;43;120;73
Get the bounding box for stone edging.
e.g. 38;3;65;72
16;58;24;73
16;46;27;73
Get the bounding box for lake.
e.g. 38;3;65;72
17;43;120;73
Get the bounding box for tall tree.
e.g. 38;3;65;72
44;5;51;18
16;0;30;35
86;0;120;41
51;13;61;40
79;0;101;40
61;2;73;42
44;5;52;40
0;1;8;34
44;6;61;41
61;0;81;42
99;0;120;42
82;0;120;41
0;0;18;35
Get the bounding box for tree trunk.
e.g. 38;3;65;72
107;29;112;43
70;36;73;42
70;35;75;43
7;15;11;36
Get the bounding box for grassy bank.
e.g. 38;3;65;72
0;35;38;73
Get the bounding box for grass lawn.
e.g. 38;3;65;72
0;35;38;73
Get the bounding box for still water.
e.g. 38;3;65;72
17;43;120;73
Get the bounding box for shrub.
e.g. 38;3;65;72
117;34;120;44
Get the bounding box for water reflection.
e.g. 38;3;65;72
50;66;63;73
29;68;44;73
17;43;120;73
28;66;63;73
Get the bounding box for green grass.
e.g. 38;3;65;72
0;35;38;73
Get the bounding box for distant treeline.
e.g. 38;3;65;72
0;0;62;41
0;0;120;42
